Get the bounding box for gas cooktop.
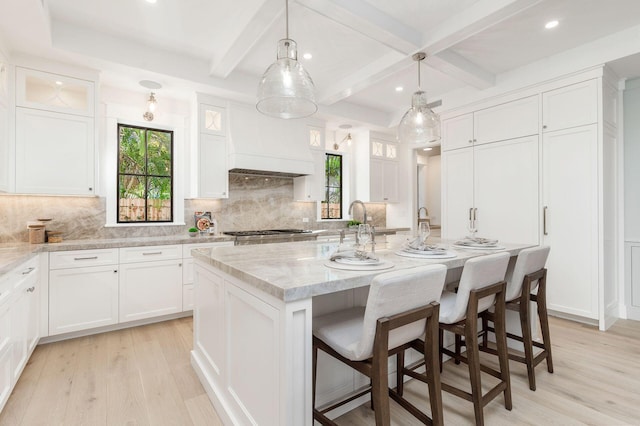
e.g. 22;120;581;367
223;229;312;237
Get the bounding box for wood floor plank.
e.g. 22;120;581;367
184;394;223;426
2;316;640;425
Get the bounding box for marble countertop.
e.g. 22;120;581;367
192;235;534;302
312;227;409;236
0;234;235;277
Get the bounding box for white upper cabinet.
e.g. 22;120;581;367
442;95;538;151
442;113;474;151
369;139;399;202
12;66;97;196
195;97;229;198
16;67;94;117
542;79;598;132
199;134;228;199
15;108;95;195
473;96;538;145
294;126;326;201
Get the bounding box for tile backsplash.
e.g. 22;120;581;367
0;174;386;243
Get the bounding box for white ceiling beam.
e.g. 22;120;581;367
208;0;282;79
295;0;422;54
318;51;405;104
318;0;542;105
421;0;543;53
428;50;495;90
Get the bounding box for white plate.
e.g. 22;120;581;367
395;250;457;259
402;247;449;255
452;244;506;250
325;261;395;271
334;257;381;265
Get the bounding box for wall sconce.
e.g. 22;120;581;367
143;92;157;121
333;133;352;151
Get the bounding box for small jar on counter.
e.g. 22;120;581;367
28;225;46;244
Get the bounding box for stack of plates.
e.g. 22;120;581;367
395;246;457;259
452;238;505;250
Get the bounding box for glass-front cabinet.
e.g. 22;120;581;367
16;67;94;117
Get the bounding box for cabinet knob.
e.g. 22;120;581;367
468;139;473;143
178;263;182;267
114;270;118;273
473;139;477;143
543;125;547;129
223;191;226;195
89;187;93;191
26;286;35;293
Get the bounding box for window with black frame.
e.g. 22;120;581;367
322;153;342;219
117;124;173;223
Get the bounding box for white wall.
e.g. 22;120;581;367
624;79;640;241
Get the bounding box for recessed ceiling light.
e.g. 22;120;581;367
545;20;559;29
338;124;352;129
395;86;403;92
55;81;63;86
303;53;312;60
423;147;433;151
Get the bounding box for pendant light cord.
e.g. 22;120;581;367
285;0;289;39
417;59;421;90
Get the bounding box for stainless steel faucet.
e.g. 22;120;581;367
348;200;367;224
418;206;429;218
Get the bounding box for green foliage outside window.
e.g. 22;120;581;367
118;124;173;222
322;154;342;219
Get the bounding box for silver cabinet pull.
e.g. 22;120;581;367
74;256;98;261
26;286;35;293
543;206;548;235
22;267;36;275
142;251;162;256
469;208;473;221
468;139;473;144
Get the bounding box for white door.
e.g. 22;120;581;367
542;124;598;319
119;260;183;322
442;148;474;239
15;108;94;195
473;136;539;244
49;265;119;335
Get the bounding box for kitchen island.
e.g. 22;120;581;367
190;236;534;425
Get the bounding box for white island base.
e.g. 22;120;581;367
190;238;534;425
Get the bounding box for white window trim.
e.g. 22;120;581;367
103;104;185;227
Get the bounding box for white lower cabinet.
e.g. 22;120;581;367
119;259;183;323
182;242;234;312
49;265;119;335
10;260;39;385
0;298;11;412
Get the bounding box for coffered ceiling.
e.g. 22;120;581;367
2;0;640;129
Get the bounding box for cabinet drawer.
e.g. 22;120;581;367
8;256;39;288
182;241;234;258
50;249;118;269
474;95;539;145
119;245;181;263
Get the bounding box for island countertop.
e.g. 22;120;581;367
192;235;535;302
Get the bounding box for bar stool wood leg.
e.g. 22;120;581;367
464;307;485;426
493;290;512;410
535;276;554;373
372;322;391;426
396;349;405;396
518;279;536;391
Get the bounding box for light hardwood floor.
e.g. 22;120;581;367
1;316;639;425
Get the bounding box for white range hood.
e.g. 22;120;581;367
227;102;314;177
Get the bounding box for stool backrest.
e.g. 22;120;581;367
443;252;510;324
505;246;550;302
354;264;447;361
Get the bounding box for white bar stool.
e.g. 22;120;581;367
312;264;447;426
480;245;553;391
398;252;511;426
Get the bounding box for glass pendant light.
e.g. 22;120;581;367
397;52;441;144
256;0;317;119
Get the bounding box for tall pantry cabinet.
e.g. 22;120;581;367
441;67;619;330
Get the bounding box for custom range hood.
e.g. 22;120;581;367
227;102;314;178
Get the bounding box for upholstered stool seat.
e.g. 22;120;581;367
312;264;447;425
